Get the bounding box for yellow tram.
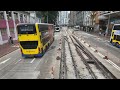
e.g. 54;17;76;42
16;23;54;57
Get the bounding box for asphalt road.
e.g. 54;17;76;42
0;31;62;79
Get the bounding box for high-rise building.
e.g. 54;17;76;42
68;11;77;26
58;11;69;25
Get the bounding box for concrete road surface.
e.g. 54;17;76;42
0;31;62;79
74;30;120;67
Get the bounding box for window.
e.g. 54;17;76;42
14;12;18;20
1;28;7;34
10;28;14;33
113;25;120;30
17;24;36;34
112;32;114;36
0;12;4;19
38;24;48;32
20;14;23;22
38;24;49;45
0;29;8;40
20;41;38;49
6;11;12;20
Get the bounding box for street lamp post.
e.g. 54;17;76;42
47;11;48;23
106;14;110;37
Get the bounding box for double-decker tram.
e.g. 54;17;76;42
110;24;120;48
16;23;54;58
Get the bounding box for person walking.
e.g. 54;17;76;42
99;28;102;36
11;36;14;44
9;36;14;45
9;36;11;44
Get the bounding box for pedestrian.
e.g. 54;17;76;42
9;36;14;45
11;36;14;44
9;36;11;44
99;28;102;36
105;29;108;37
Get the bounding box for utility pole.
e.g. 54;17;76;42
106;14;110;37
47;11;48;23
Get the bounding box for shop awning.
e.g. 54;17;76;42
98;15;108;20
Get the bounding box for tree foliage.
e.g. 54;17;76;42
36;11;59;24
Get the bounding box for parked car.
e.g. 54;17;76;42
74;26;80;31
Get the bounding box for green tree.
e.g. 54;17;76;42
36;11;59;24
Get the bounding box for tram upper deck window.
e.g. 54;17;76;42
17;24;36;34
113;25;120;30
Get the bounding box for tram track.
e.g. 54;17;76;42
59;36;67;79
64;36;81;79
59;29;116;79
72;35;116;79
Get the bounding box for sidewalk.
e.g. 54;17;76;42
85;31;110;41
0;40;19;58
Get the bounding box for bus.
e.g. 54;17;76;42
16;23;54;58
110;24;120;48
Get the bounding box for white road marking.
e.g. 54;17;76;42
15;59;21;64
0;49;20;61
90;47;96;51
97;52;105;58
30;58;35;63
85;43;89;47
89;43;120;72
106;60;120;72
0;58;11;65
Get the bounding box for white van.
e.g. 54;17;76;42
74;26;80;31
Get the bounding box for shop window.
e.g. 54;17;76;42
20;14;23;22
0;28;6;34
10;28;15;38
14;12;18;20
6;11;12;20
0;12;4;19
0;28;8;40
10;28;14;33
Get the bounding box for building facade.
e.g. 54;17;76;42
0;11;40;45
58;11;69;26
75;11;94;31
68;11;77;27
98;11;120;35
76;11;84;26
